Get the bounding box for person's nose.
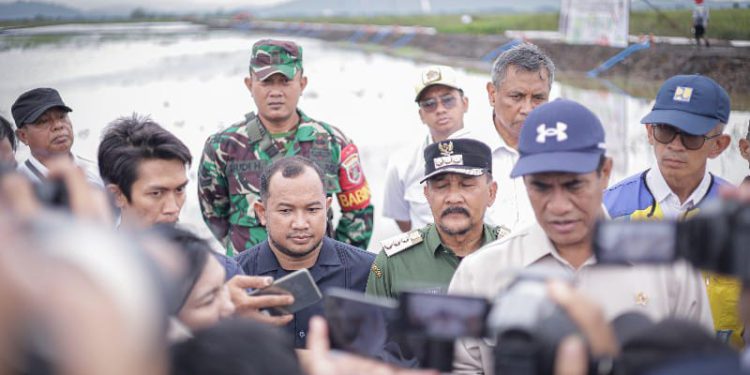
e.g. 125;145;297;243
547;188;573;216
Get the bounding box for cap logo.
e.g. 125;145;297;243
673;86;693;102
536;122;568;143
438;141;453;156
433;141;463;168
423;69;441;84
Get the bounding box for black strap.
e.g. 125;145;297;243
25;160;47;181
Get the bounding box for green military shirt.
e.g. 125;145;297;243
198;109;374;255
366;224;509;299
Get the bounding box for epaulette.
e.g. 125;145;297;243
494;225;511;240
381;229;424;257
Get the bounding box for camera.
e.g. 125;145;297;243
324;269;583;374
0;161;69;208
593;200;750;280
488;268;581;375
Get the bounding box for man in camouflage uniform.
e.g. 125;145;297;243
366;138;509;299
198;39;373;255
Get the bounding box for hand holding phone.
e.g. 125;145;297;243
249;269;322;316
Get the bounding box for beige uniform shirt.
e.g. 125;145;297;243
448;223;713;375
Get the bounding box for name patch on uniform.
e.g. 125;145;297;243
337;184;371;212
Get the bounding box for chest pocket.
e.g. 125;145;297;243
226;160;268;195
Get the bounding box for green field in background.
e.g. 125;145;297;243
279;8;750;40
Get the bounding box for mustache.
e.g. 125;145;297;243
441;206;470;218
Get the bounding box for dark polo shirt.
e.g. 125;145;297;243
235;237;375;348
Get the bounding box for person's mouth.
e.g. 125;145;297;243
548;219;579;234
51;135;70;144
288;234;313;244
442;207;470;218
268;101;284;109
662;157;686;167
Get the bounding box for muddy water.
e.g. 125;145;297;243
1;23;747;251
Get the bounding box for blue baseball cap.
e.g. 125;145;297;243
640;74;730;135
510;98;606;178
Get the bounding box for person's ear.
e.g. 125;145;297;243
646;125;655;146
325;196;332;211
254;200;267;226
107;184;127;208
707;134;731;159
244;75;254;93
599;157;614;189
487;180;498;208
15;128;28;146
299;74;308;92
486;82;496;107
463;95;470;113
739;138;750;161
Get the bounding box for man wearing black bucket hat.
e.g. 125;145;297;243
367;138;509;299
11;87;102;187
603;74;741;348
449;99;711;375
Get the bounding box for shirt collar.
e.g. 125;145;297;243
425;224;498;255
646;165;711;207
521;222;599;270
255;237;341;274
26;153;49;175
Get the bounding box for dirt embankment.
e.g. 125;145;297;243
222;23;750;105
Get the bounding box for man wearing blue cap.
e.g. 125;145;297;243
449;99;711;375
603;74;740;348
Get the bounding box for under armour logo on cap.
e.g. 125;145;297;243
536;122;568;143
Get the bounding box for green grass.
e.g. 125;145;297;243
277;8;750;40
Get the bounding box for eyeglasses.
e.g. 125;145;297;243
418;94;458;113
652;124;721;150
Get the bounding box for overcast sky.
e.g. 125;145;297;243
2;0;291;11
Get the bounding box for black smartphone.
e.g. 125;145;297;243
248;269;322;316
323;288;398;358
398;291;490;340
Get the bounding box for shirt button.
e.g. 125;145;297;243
298;331;306;338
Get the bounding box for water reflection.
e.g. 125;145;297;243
1;25;747;250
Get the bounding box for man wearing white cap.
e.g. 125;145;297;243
383;65;471;232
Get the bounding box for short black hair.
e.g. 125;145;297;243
98;114;191;201
0;115;16;151
170;318;303;375
259;156;325;202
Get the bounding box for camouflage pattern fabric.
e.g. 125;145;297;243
250;39;303;81
198;109;373;255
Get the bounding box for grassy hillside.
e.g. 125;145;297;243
279;8;750;40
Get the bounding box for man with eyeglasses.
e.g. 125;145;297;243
11;88;103;187
383;65;471;232
603;74;741;348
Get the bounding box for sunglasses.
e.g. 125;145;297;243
418;94;459;113
652;124;721;150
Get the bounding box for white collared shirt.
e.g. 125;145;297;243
19;153;104;188
382;128;471;229
448;223;713;375
645;164;711;219
463;125;535;232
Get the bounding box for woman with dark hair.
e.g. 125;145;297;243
156;225;236;332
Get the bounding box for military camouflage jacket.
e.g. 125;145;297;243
198;109;373;255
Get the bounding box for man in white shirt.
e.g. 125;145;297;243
467;43;555;231
382;65;470;232
11;88;102;187
449;99;712;375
